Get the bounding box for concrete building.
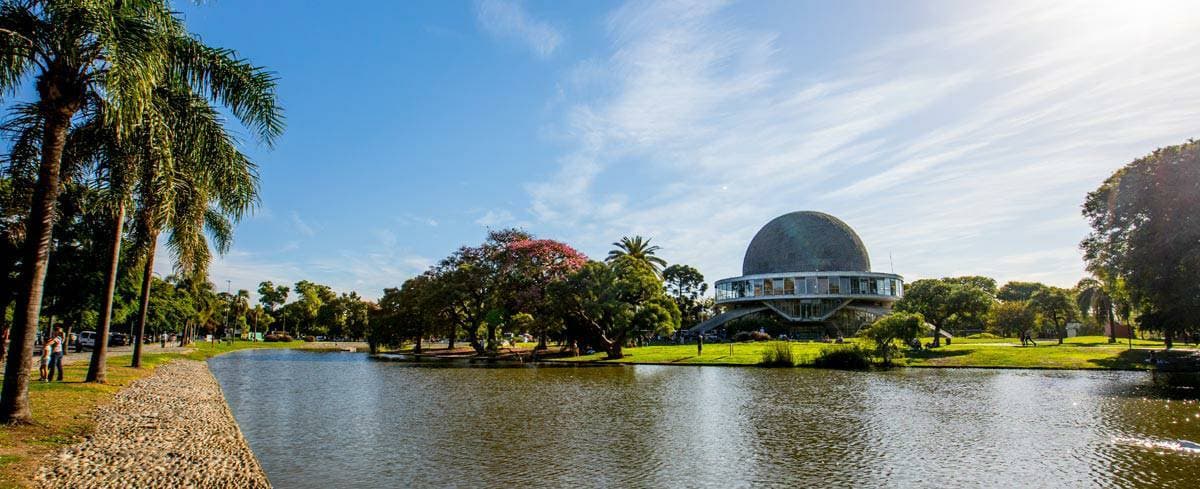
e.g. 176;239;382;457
690;211;903;338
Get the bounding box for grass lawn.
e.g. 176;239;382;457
0;339;306;489
552;335;1190;370
555;341;846;366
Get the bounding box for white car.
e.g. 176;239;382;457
76;331;97;350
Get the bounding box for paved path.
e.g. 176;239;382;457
35;360;270;488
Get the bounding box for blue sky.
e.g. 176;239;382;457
158;0;1200;299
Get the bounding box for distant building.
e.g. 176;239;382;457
690;211;904;338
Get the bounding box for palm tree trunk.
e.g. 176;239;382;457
131;232;159;368
86;202;126;382
0;109;72;424
1106;304;1116;344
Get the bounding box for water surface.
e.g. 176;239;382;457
209;349;1200;488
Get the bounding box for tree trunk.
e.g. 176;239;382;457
414;335;422;354
131;231;157;367
0;108;72;424
932;324;942;347
1058;323;1064;345
446;331;455;351
86;202;126;382
1106;306;1116;344
1164;330;1173;350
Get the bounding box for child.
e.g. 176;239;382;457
39;340;51;382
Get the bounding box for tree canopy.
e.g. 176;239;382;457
1082;140;1200;347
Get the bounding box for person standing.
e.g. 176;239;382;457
48;327;65;382
696;334;704;356
39;340;51;382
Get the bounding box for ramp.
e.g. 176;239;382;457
688;306;769;335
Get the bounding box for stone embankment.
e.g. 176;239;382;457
35;360;270;488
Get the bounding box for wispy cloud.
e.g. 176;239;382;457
527;0;1200;288
474;0;562;58
475;209;516;227
289;211;315;238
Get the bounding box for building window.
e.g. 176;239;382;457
829;277;841;294
784;278;795;295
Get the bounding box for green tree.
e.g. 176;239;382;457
1082;140;1200;348
986;301;1035;337
1029;287;1078;345
895;277;994;345
551;257;679;359
662;264;708;329
1075;277;1116;343
0;0;282;423
605;235;668;273
257;281;289;329
896;279;952;346
997;281;1048;302
862;312;924;365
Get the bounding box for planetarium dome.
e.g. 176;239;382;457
741;211;870;275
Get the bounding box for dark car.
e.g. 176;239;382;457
108;332;129;347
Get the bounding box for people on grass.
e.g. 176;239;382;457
47;327;65;381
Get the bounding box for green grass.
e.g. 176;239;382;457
0;339;308;488
555;341;844;366
551;335;1189;370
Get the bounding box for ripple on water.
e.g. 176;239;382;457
209;350;1200;489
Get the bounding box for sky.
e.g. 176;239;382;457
151;0;1200;300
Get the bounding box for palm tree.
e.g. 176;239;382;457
0;0;181;423
0;1;281;423
1075;277;1116;344
605;236;668;272
126;75;272;370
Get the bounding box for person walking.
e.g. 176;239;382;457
48;327;65;382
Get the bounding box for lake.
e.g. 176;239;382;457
208;349;1200;488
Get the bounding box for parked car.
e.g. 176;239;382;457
108;332;128;347
77;331;97;351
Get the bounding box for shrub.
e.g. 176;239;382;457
733;331;753;342
966;332;1000;339
812;344;872;370
860;312;925;366
264;333;294;342
303;335;316;342
750;331;771;341
759;342;796;367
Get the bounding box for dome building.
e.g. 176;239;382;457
691;211;903;338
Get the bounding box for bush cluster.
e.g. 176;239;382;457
812;344;872;370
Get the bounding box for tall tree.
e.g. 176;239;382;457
1030;287;1078;345
1075;277;1115;343
258;280;289;330
0;0;177;423
662;264;708;329
997;281;1047;302
551;257;679;359
1082;140;1200;348
605;235;668;273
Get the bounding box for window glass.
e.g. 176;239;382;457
783;278;794;295
817;277;829;294
829;277;841;294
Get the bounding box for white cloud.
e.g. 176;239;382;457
474;209;516;227
526;0;1200;288
475;0;562;58
289;211;315;237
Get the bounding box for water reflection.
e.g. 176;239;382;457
209;350;1200;488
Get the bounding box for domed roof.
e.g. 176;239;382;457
741;211;870;275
